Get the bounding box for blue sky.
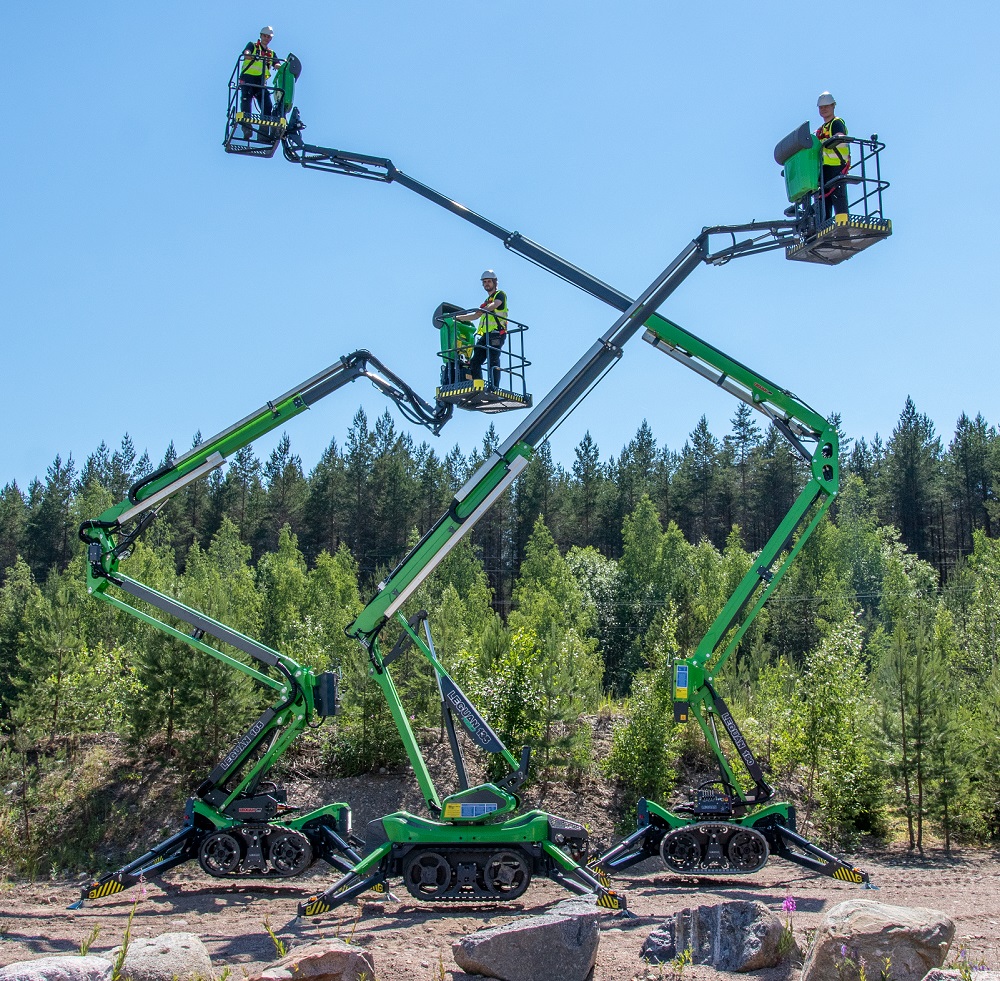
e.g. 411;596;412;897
3;2;997;492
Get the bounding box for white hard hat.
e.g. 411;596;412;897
481;269;497;281
817;91;836;107
260;25;275;37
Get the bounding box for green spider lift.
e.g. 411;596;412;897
72;351;477;907
298;607;618;911
225;62;888;899
72;342;619;911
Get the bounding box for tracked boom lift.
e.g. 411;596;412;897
73;351;488;906
226;63;885;895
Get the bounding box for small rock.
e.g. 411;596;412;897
110;932;212;981
640;900;783;971
251;939;376;981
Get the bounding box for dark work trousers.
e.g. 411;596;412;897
819;164;849;218
240;76;273;119
470;332;505;387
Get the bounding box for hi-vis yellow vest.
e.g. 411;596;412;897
242;42;278;79
817;117;850;168
478;291;508;336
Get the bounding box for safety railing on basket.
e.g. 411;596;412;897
434;307;531;398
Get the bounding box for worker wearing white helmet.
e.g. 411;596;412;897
238;26;284;140
457;270;509;388
815;92;850;218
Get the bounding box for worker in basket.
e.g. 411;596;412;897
816;91;850;217
238;26;284;140
457;270;508;388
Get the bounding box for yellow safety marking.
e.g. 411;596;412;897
302;897;331;916
444;803;462;819
90;879;124;899
590;865;611;888
371;882;386;893
833;867;865;883
235;112;245;121
597;890;622;909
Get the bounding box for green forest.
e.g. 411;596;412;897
2;395;999;876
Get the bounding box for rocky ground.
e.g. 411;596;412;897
3;728;998;979
2;848;998;981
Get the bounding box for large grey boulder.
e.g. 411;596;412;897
640;901;783;971
251;940;376;981
110;932;212;981
454;911;601;981
547;897;610;923
801;900;954;981
0;956;112;981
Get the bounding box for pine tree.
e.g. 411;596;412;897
886;397;944;572
946;412;995;557
794;617;885;841
369;411;418;572
725;403;766;540
15;569;84;736
175;519;262;764
24;454;77;579
512;442;558;569
570;432;604;547
259;434;307;555
0;482;27;575
343;409;377;577
0;558;44;720
609;495;664;693
413;442;449;531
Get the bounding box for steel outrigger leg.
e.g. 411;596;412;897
307;823;366;873
298;847;393;917
70;825;200;908
540;842;630;914
767;825;876;887
590;824;662;877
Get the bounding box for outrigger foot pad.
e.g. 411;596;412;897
545;861;627;913
299;867;390;917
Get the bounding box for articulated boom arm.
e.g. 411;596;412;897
641;310;840;806
78;350;451;805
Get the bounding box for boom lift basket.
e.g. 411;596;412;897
433;302;532;413
224;54;300;158
775;122;892;265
